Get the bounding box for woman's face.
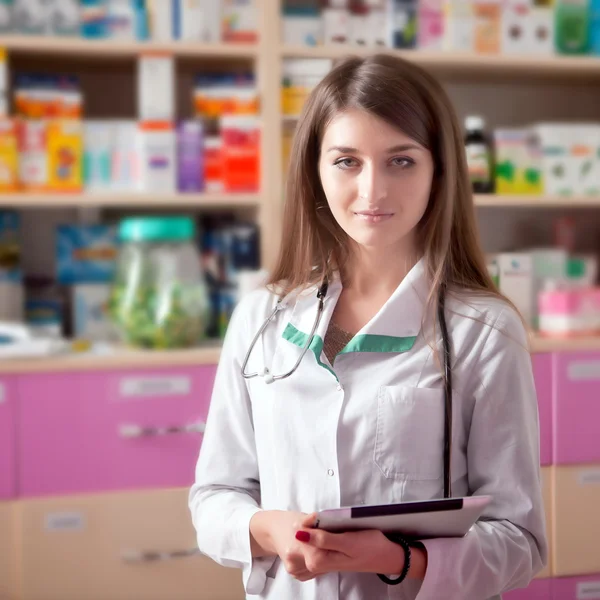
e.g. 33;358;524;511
318;108;434;254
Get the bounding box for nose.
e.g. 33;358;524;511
358;163;387;204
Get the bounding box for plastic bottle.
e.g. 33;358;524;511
465;115;494;194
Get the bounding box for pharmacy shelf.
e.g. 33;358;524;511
0;35;259;60
0;192;261;209
530;334;600;354
0;345;222;375
0;334;597;375
474;195;600;208
281;44;600;79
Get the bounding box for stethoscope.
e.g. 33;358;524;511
241;282;453;499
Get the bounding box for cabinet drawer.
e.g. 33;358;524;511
18;367;216;496
553;352;600;465
0;377;16;499
0;502;19;600
83;366;216;493
18;488;244;600
532;354;552;467
536;467;552;580
553;465;600;577
553;574;600;599
502;578;551;600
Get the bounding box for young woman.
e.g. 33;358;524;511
189;54;547;599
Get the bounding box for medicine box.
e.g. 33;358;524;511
137;121;176;193
72;283;115;343
0;119;19;192
494;129;542;195
56;224;118;284
137;54;175;122
46;0;80;35
47;119;83;193
497;253;534;327
418;0;444;49
222;0;257;42
12;0;46;34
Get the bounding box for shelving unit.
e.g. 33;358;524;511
0;0;599;369
0;334;592;375
0;345;222;374
0;192;261;209
0;34;259;60
280;44;600;80
474;195;600;208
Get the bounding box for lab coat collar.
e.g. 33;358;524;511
282;258;429;357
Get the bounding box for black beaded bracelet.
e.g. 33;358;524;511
377;533;411;586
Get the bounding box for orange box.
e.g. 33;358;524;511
474;0;501;54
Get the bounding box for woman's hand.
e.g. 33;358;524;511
249;510;317;582
295;513;428;579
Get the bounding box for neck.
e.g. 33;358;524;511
342;241;420;296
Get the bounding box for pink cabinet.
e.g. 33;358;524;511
503;579;551;600
0;376;17;499
553;574;600;599
553;351;600;465
18;366;216;497
533;354;553;467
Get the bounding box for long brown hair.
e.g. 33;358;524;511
269;53;502;322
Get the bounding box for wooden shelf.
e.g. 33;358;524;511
530;334;600;353
0;333;596;375
281;45;600;79
0;35;258;60
0;192;261;209
474;195;600;208
0;345;222;374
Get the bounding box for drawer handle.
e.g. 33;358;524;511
118;421;206;438
121;548;200;563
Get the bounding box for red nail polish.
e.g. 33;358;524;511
295;531;310;543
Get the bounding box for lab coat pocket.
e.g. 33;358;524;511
374;387;444;481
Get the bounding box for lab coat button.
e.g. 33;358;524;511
336;384;343;392
327;469;335;476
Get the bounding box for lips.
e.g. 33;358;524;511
353;210;394;223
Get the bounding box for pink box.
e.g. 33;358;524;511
539;287;600;337
0;377;16;499
553;574;600;599
503;578;551;599
553;351;600;465
18;366;216;497
533;354;553;467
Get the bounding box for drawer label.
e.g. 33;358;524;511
119;376;191;399
0;383;5;404
578;581;600;599
579;470;600;486
45;512;85;532
568;361;600;382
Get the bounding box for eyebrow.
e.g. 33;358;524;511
326;144;422;154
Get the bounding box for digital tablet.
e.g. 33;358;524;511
314;495;491;539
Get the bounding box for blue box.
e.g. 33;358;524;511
56;224;118;284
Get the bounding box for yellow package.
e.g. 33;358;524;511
47;119;83;192
0;119;19;192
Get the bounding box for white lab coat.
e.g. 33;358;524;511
189;260;548;600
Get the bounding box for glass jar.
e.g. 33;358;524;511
108;217;209;349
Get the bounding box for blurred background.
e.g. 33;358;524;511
0;0;599;599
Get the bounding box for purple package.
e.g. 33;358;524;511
177;121;204;192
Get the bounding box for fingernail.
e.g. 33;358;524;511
295;531;310;543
